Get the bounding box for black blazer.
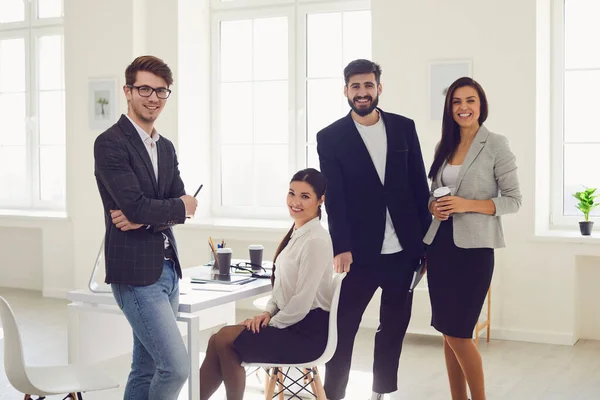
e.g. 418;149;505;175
316;109;431;265
94;115;187;285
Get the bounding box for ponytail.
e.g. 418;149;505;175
271;224;294;286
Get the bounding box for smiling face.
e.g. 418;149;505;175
124;70;168;132
344;72;382;117
287;180;324;226
451;85;481;131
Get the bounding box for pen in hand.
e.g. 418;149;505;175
193;184;204;198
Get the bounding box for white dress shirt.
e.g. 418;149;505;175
354;113;403;254
125;115;170;249
265;217;334;329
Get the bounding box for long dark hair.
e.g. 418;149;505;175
428;77;489;180
271;168;327;285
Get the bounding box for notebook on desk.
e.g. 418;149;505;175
190;273;256;285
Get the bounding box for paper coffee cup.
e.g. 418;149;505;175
217;248;232;276
248;244;264;271
433;186;451;199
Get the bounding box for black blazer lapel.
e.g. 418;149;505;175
118;115;159;195
156;138;170;198
341;112;383;188
380;110;408;186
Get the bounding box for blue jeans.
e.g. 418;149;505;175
111;260;189;400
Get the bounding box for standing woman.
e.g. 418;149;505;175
199;168;334;400
424;77;521;400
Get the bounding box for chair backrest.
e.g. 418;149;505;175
309;271;345;366
0;296;36;394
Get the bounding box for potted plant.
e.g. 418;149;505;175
572;187;599;236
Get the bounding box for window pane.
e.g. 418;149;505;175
565;0;600;69
563;143;600;216
564;70;600;143
220;82;253;145
254;80;288;144
38;0;63;19
0;145;27;202
39;145;65;203
0;93;26;146
253;17;288;81
39;35;64;91
220;20;252;82
255;145;288;207
0;38;26;93
221;145;253;207
307;12;342;78
39;91;65;146
307;78;346;143
342;11;371;66
306;144;318;169
0;0;25;23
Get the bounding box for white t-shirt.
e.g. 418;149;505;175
265;217;334;329
354;114;403;254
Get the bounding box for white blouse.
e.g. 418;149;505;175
265;217;334;329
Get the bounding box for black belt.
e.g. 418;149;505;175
164;245;175;260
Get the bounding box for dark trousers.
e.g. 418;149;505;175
324;251;416;399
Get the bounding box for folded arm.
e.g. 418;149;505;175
94;134;186;226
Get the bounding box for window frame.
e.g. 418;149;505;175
0;1;65;211
550;0;600;228
210;0;370;219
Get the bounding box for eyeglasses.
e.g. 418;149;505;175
127;85;172;99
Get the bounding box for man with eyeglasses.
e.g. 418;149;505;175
94;55;197;400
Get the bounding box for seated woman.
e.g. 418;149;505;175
199;168;334;400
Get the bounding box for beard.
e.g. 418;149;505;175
347;94;379;117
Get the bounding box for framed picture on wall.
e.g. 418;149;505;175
89;78;118;130
429;60;472;120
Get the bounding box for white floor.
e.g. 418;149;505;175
1;287;600;399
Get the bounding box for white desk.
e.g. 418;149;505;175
67;266;272;400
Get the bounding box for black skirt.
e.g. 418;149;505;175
426;219;494;339
233;308;329;364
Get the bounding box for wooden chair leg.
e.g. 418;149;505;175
265;367;278;400
276;370;285;400
307;367;318;396
312;366;327;400
24;395;32;400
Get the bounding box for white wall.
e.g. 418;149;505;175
1;0;600;345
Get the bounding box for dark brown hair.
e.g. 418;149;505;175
125;55;173;87
271;168;327;285
428;77;488;179
344;59;382;85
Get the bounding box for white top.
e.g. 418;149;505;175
441;164;462;193
126;115;170;249
354;114;403;254
265;217;334;329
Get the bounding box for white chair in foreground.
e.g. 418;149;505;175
0;296;119;400
243;272;346;400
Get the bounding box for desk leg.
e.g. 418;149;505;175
178;313;200;400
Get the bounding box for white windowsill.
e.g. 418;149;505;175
532;229;600;244
180;217;293;233
0;209;68;221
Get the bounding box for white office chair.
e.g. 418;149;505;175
0;296;119;400
243;272;346;400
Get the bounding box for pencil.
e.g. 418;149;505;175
208;237;220;270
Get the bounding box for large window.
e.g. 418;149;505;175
0;0;65;211
552;0;600;225
212;0;371;219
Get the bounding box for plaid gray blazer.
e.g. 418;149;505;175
94;115;187;285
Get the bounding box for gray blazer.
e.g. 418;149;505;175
423;125;522;249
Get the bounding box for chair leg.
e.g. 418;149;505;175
306;367;318;396
276;370;285;400
265;367;278;400
312;366;327;400
24;396;32;400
